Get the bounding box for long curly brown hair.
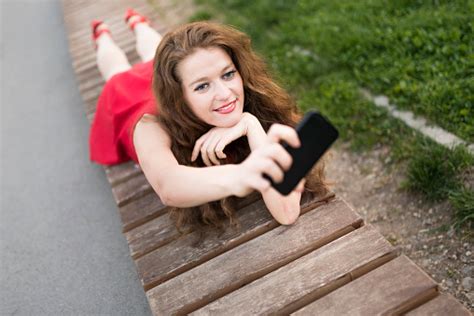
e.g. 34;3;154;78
150;21;329;236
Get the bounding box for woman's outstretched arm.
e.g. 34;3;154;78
133;116;295;213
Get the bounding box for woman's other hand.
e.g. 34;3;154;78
191;112;257;166
233;123;301;197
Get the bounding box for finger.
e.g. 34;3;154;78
260;159;284;184
268;124;300;148
204;135;221;165
252;176;271;192
200;143;213;166
215;140;228;160
295;178;306;193
192;132;210;161
266;143;293;171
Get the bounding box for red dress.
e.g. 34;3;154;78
89;60;158;165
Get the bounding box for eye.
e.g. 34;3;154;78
194;83;209;92
222;70;236;80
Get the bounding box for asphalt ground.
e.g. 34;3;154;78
1;1;151;314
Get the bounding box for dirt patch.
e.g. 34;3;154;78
326;141;473;310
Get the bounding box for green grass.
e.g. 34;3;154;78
191;0;474;231
449;187;474;230
402;140;474;200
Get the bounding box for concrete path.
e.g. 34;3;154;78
1;1;151;314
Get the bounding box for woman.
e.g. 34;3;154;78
90;9;328;235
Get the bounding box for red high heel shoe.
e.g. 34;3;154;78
91;19;110;48
124;8;149;30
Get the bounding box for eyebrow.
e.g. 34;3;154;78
188;64;234;88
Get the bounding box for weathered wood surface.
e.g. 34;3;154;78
126;191;264;261
111;173;153;207
292;255;438;315
190;225;395;315
147;197;363;315
119;191;167;233
62;0;472;315
105;160;142;187
406;293;472;316
137;193;337;291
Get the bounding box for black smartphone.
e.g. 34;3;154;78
265;111;339;195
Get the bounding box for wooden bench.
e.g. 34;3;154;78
61;1;472;314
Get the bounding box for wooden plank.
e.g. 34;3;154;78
127;191;262;260
119;191;168;233
111;173;153;207
145;196;364;315
126;211;176;259
137;192;334;290
63;0;139;25
73;65;101;85
104;161;142;187
78;76;105;95
81;84;102;107
292;255;439;315
85;99;98;116
190;224;395;316
406;294;472;316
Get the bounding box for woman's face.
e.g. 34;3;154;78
178;47;245;127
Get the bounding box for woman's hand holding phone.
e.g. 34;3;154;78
232;123;301;197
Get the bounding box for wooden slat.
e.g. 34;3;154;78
190;224;396;316
146;196;363;315
406;294;472;316
77;76;105;95
292;255;439;315
126;211;176;258
104;161;142;187
119;191;167;233
111;173;153;207
137;193;335;290
72;65;101;84
121;188;260;236
126;191;263;260
85;99;98;115
63;0;138;24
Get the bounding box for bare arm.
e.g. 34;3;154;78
190;112;305;225
246;115;304;225
133;116;290;209
134;117;240;207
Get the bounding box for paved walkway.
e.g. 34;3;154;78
1;1;151;314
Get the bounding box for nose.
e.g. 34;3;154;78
214;80;232;101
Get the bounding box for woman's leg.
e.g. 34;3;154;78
95;25;132;81
129;17;163;62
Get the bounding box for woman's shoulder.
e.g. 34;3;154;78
134;115;172;149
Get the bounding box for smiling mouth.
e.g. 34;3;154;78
214;98;238;113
